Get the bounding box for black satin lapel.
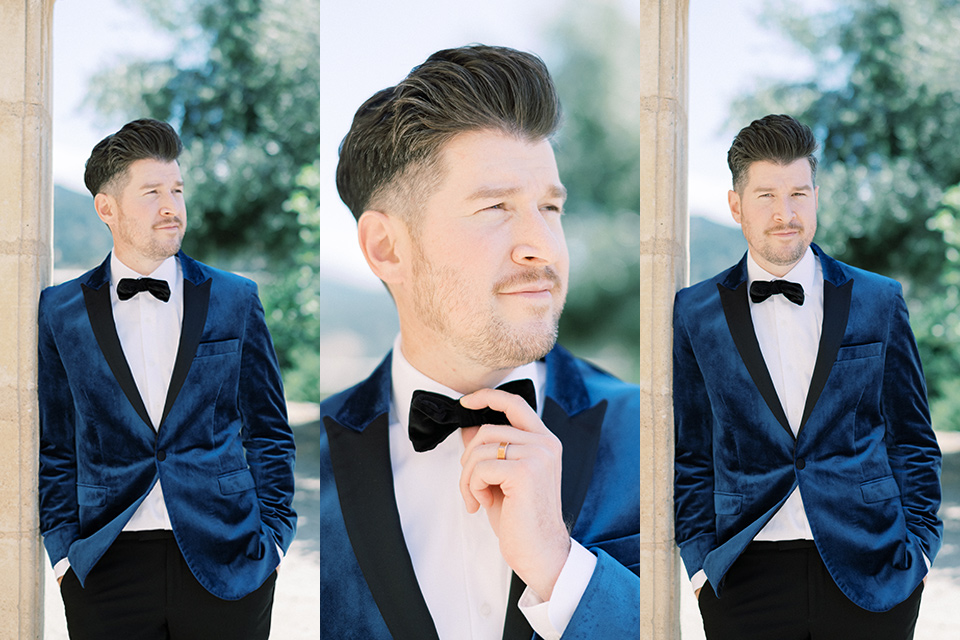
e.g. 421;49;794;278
160;278;211;426
718;282;793;439
799;279;853;431
81;283;152;429
325;414;439;640
502;573;534;640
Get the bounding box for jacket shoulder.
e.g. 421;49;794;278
319;352;392;429
676;261;742;303
39;264;102;310
549;346;641;414
816;249;904;299
185;257;258;295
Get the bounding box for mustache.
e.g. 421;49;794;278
155;218;185;228
493;266;563;293
767;222;803;233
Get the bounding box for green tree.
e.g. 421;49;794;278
546;1;651;382
732;0;960;428
87;0;321;262
85;0;324;399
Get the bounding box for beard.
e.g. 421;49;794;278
756;222;812;268
411;249;565;370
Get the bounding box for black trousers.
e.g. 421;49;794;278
60;530;276;640
699;540;923;640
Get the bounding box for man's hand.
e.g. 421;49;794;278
695;587;701;600
57;576;63;587
459;387;571;601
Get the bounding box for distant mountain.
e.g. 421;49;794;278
314;278;398;358
54;185;111;268
689;214;745;285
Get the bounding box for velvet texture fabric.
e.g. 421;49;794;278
38;252;297;601
317;346;645;639
673;244;943;613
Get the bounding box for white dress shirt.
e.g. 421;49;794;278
54;253;182;580
690;247;822;592
748;248;821;542
389;336;597;639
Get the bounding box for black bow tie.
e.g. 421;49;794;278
117;277;171;302
749;279;804;306
408;378;537;453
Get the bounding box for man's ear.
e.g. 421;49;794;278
94;192;116;228
357;210;407;285
728;190;742;225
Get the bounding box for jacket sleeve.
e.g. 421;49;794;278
237;284;298;554
881;283;943;564
672;291;718;577
37;289;81;566
560;550;645;637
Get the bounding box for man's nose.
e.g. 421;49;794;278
510;206;565;266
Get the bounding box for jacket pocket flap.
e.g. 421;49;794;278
836;342;882;361
218;468;256;494
860;476;901;503
714;491;743;515
195;339;240;358
77;484;107;507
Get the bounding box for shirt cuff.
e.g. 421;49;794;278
53;557;71;580
690;569;707;593
518;539;597;640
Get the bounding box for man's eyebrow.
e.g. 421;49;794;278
467;184;568;200
139;180;185;189
751;184;813;193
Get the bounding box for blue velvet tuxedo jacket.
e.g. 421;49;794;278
38;251;297;600
673;244;942;612
318;345;644;638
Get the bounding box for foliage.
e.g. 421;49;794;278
732;0;960;428
84;0;325;399
257;162;323;401
545;2;656;381
86;0;321;262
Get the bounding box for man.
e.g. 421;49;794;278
673;114;943;638
319;45;644;639
38;118;297;639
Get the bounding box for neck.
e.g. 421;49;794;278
398;335;516;395
113;249;170;277
750;251;802;278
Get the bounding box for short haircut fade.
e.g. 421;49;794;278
84;118;183;197
727;114;818;193
336;44;562;221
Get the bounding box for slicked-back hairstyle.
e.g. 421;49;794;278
336;44;562;223
84;118;184;197
727;114;819;194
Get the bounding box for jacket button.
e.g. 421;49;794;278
796;457;805;470
157;450;167;462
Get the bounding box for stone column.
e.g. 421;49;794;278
634;1;688;638
0;1;55;638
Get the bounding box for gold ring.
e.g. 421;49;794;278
497;442;509;460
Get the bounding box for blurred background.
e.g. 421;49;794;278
48;0;960;637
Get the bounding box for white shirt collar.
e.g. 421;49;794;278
746;245;817;292
110;252;179;290
389;334;545;435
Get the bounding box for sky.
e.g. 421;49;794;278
52;0;826;288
